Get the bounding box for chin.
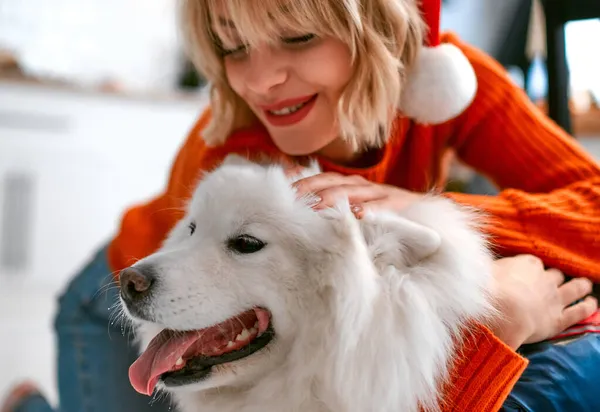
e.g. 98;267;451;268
269;131;334;157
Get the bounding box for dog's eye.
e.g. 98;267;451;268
189;221;196;235
227;235;265;254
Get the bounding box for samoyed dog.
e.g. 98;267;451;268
119;155;495;412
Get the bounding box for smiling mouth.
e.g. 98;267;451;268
267;95;316;116
128;308;274;395
261;94;318;127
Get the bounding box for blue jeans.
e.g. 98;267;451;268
502;334;600;411
13;245;600;412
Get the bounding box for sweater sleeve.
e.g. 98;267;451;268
108;109;214;276
440;325;528;412
440;33;600;281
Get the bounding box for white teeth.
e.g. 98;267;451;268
236;328;251;341
253;321;259;329
249;327;257;335
175;357;184;366
269;102;305;116
227;341;235;348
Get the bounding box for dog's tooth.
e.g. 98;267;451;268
227;341;234;348
249;327;257;335
253;321;259;329
236;329;250;341
175;357;184;366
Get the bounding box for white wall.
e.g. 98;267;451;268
0;81;208;288
0;82;207;404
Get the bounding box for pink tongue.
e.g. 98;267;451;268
128;308;271;396
255;308;269;332
129;329;200;396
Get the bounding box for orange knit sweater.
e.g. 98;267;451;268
107;33;600;411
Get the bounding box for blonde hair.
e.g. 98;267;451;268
180;0;425;150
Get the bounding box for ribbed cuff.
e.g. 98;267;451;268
441;324;528;412
443;192;534;255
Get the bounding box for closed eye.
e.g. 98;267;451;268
218;33;316;57
281;33;316;44
219;44;248;57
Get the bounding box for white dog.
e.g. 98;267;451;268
119;155;495;412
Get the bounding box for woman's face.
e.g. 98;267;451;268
213;17;355;160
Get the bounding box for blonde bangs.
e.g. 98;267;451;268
208;0;355;53
180;0;425;148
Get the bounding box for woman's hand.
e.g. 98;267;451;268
291;172;421;217
490;255;598;349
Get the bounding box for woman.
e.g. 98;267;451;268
3;0;599;411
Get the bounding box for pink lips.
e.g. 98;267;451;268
259;94;318;127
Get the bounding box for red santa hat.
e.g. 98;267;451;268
399;0;478;124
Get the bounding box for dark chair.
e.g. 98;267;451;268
495;0;534;93
540;0;600;134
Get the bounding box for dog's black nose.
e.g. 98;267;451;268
120;266;155;304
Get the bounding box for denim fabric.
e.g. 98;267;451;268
13;395;54;412
501;333;600;412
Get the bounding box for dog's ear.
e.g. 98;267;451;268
395;217;441;262
361;212;442;266
220;154;256;168
304;158;322;177
287;158;322;184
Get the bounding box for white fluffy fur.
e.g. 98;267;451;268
121;154;495;412
399;43;478;124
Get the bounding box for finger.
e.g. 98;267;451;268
520;254;545;271
546;267;566;286
560;296;598;330
293;173;364;195
313;185;385;210
349;199;392;219
558;277;594;307
352;195;416;218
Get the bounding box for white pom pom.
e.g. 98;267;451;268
399;43;477;124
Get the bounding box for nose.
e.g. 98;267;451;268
120;266;155;304
245;47;288;95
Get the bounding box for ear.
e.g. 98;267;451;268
287;158;322;184
397;218;442;261
305;158;322;176
220;153;256;168
361;212;442;266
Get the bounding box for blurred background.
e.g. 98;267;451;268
0;0;599;406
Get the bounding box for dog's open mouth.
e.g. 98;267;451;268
129;308;274;395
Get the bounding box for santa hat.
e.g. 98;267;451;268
399;0;478;124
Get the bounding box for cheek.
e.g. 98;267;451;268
295;44;353;95
224;60;245;96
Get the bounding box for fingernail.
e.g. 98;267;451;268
309;196;322;208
